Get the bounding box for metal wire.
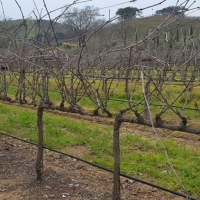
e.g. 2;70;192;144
7;83;199;112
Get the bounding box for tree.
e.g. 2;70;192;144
62;6;104;47
56;32;65;39
155;6;185;16
116;7;142;20
114;19;136;47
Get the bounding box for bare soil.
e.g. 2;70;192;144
0;136;193;200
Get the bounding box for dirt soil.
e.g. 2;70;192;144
0;136;194;200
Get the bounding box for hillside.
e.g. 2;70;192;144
127;15;199;32
0;19;67;39
0;15;199;49
107;15;200;48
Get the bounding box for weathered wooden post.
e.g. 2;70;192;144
36;104;44;180
144;29;152;120
0;65;7;99
113;111;123;200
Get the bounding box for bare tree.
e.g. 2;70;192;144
114;19;136;47
62;6;104;47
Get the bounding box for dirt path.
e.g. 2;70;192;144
0;134;189;200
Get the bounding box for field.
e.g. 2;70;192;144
1;3;200;199
1;133;190;200
0;102;200;198
1;67;200;199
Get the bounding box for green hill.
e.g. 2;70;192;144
107;15;200;48
0;19;67;39
0;15;199;49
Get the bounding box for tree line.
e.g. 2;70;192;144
116;6;188;20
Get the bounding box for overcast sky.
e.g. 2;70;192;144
0;0;199;20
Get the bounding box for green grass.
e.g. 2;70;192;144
120;134;200;194
0;102;200;197
5;79;200;130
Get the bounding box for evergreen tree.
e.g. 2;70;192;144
155;6;185;16
116;7;142;20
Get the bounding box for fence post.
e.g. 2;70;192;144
36;104;44;180
144;29;152;120
113;112;123;200
1;66;7;99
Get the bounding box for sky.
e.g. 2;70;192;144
0;0;199;20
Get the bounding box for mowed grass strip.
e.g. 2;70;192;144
0;102;199;197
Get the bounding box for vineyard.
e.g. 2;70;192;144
0;0;200;199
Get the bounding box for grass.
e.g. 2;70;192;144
6;77;200;107
5;77;200;131
0;102;200;197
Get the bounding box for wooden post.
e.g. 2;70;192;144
113;112;122;200
104;78;108;108
144;77;151;120
144;29;152;120
1;66;7;99
43;71;49;103
36;104;44;180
